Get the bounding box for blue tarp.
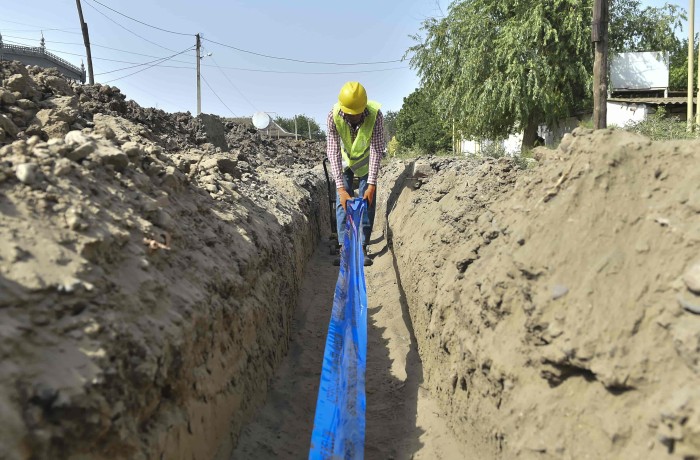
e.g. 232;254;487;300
309;199;368;460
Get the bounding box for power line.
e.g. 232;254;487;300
4;37;408;76
95;52;193;75
89;0;192;37
82;0;179;52
103;46;194;83
3;34;191;61
0;27;81;34
201;73;238;117
202;37;403;66
202;45;257;112
2;39;190;70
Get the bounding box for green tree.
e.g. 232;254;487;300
383;110;398;144
274;114;326;140
668;37;698;91
609;0;685;54
396;87;451;153
408;0;592;150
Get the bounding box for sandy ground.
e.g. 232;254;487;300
232;224;466;459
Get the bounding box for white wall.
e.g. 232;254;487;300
607;102;650;127
611;52;669;91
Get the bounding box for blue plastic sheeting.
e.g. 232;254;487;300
309;199;368;460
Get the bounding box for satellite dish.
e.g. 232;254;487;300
252;112;270;130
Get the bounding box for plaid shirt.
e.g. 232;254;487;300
326;107;385;186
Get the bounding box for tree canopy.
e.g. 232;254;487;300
609;0;685;54
407;0;686;150
274;114;325;140
396;87;451;153
408;0;592;149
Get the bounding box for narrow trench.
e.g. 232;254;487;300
230;170;465;460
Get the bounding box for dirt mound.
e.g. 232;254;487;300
381;128;700;459
0;61;328;459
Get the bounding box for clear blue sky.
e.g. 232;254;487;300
0;0;691;130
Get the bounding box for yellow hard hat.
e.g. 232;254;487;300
338;81;367;115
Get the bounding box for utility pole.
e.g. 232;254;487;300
294;115;298;140
196;33;202;115
691;0;698;131
75;0;94;84
592;0;609;129
307;119;312;139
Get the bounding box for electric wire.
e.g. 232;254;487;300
202;37;403;66
95;52;193;75
2;39;190;70
4;38;407;75
3;34;192;61
201;45;257;112
200;73;238;117
89;0;193;36
102;46;194;83
82;0;179;52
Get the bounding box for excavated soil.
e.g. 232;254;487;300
0;61;328;460
3;59;700;460
380;130;700;459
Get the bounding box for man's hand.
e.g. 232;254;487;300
363;184;376;206
338;187;352;211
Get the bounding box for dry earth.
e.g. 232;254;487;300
381;130;700;459
2;59;700;460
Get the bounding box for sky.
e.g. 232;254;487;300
0;0;694;131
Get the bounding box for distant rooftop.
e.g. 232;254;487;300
0;33;86;83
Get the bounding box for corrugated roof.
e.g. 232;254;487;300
608;97;697;105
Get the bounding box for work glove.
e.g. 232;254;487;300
338;187;352;211
363;184;376;206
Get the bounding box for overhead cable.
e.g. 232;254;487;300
88;0;193;37
4;38;407;75
202;44;257;112
201;73;238;117
202;37;403;66
95;52;194;75
103;46;194;83
82;0;178;52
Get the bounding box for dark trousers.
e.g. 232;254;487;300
335;168;375;246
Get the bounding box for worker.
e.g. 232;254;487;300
327;81;385;266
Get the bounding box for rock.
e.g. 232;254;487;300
64;130;90;146
682;263;700;295
67;142;96;161
94;146;129;172
678;295;700;315
16;99;36;110
5;74;31;96
0;89;17;105
15;163;38;185
94;124;116;140
53;158;73;176
0;128;5;143
122;141;144;159
413;160;434;178
552;284;569;300
42;76;74;96
47;139;71;156
0;115;19;138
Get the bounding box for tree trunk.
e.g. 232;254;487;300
520;117;539;151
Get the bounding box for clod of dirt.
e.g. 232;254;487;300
380;129;700;459
0;60;329;460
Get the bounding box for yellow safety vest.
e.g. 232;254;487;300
332;100;381;177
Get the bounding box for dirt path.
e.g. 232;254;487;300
231;225;466;459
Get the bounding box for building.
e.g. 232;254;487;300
0;33;86;83
607;51;695;126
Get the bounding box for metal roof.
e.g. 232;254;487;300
608;97;697;105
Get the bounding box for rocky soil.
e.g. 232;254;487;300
4;58;700;460
0;61;327;459
380;129;700;459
